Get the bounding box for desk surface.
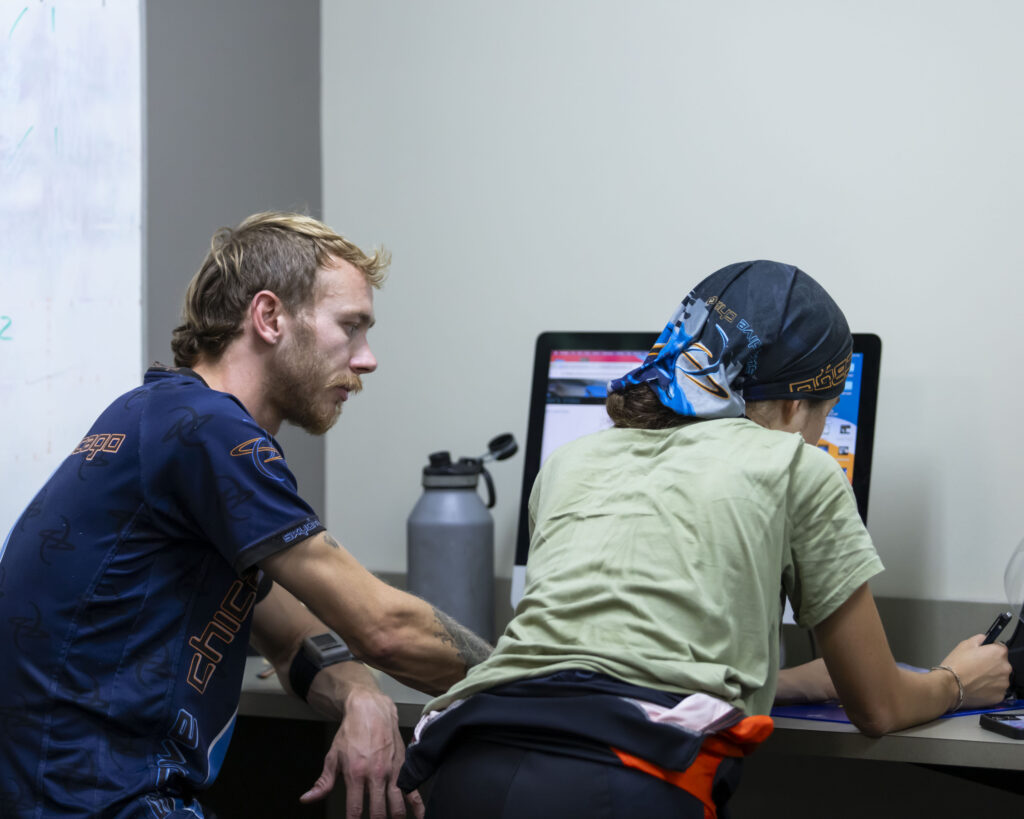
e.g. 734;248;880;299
768;714;1024;770
238;657;1024;771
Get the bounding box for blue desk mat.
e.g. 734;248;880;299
770;699;1024;723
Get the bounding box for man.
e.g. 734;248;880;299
0;212;491;818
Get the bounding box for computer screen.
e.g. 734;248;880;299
511;331;881;607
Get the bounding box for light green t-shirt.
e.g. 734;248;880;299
428;418;883;716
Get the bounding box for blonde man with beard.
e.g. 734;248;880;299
0;212;490;819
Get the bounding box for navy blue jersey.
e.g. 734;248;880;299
0;367;324;818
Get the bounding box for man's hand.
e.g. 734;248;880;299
299;685;424;818
250;581;426;817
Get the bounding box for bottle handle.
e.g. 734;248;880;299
480;465;496;509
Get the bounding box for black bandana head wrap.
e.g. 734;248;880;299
608;260;852;419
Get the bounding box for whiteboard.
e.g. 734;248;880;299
1;0;142;535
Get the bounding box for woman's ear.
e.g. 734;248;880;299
777;399;804;427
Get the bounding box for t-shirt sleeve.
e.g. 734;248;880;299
527;465;545;541
782;444;884;629
140;391;325;574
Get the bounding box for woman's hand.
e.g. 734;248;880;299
774;658;838;705
937;635;1011;711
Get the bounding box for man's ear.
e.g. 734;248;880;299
250;290;286;345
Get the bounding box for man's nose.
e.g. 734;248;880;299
351;341;377;374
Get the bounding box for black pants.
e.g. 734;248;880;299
424;737;711;819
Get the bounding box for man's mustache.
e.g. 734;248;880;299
330;375;363;395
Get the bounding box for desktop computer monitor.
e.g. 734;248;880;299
511;331;881;608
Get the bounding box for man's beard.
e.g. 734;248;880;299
266;324;362;436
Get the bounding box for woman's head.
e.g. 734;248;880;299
744;395;839;444
607;260;852;427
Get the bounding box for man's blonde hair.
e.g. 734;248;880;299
171;212;390;367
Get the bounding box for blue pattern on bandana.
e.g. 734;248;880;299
609;261;852;419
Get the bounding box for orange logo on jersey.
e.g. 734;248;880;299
230;437;284;479
186;573;259;694
72;433;126;460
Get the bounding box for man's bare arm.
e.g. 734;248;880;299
249;580;376;714
260;531;492;695
430;606;490;670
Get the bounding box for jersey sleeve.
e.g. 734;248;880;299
140;389;325;574
254;571;274;604
782;444;884;629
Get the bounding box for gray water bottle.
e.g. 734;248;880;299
406;434;517;643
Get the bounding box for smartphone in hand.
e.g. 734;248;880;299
980;713;1024;739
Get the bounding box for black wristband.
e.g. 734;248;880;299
288;648;321;702
288;632;356;702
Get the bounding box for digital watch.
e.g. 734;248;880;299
288;631;356;701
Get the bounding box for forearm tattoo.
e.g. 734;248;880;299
431;607;492;669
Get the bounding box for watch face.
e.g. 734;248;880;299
304;632;354;664
309;633;337;651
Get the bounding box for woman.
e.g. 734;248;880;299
399;261;1010;818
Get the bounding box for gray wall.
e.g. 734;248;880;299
144;0;325;510
321;1;1024;609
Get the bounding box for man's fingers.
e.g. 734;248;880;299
366;779;390;819
385;782;409;819
405;788;426;819
300;772;332;804
300;754;338;805
345;782;366;819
